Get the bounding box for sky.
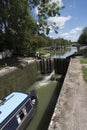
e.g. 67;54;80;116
47;0;87;42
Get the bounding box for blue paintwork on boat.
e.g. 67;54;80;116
0;90;38;130
0;92;28;124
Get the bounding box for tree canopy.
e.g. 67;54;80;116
78;27;87;45
29;0;64;34
0;0;65;56
0;0;37;54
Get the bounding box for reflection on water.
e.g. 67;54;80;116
26;72;60;130
53;47;77;59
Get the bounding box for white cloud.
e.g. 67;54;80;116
33;0;82;42
48;27;83;42
70;27;82;34
59;27;83;41
48;16;72;29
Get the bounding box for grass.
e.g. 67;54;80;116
80;47;87;82
80;58;87;64
37;47;69;56
81;57;87;82
82;66;87;82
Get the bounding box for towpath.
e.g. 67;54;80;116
48;56;87;130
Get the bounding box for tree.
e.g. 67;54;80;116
29;0;64;34
78;34;86;45
0;0;37;55
0;0;64;55
0;0;9;50
78;27;87;45
7;0;36;53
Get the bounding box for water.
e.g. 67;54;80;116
26;72;61;130
35;71;55;88
26;47;75;130
53;47;77;59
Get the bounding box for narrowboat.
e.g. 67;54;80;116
0;90;38;130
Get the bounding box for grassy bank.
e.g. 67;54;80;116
37;47;69;56
82;67;87;82
80;58;87;64
80;58;87;82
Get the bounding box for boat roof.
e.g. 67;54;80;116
0;92;28;124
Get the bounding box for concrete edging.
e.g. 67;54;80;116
48;57;81;130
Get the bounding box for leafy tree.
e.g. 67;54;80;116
7;0;36;54
29;0;64;34
78;34;86;45
78;27;87;45
0;0;9;50
0;0;65;56
0;0;37;55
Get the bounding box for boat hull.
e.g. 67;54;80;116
0;90;38;130
17;106;37;130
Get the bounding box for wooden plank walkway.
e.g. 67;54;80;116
48;56;87;130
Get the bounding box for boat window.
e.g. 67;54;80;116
19;110;25;120
16;115;21;124
22;107;27;116
16;107;27;124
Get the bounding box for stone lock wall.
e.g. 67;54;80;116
0;60;39;98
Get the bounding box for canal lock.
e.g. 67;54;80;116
27;57;70;130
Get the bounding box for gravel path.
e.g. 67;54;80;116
48;56;87;130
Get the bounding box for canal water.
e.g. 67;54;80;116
53;46;77;58
26;72;62;130
26;47;77;130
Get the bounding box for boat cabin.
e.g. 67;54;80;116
0;90;38;130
